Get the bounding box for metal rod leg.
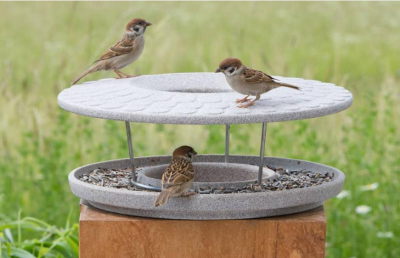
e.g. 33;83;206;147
225;124;230;163
125;122;162;191
258;123;267;185
125;121;136;182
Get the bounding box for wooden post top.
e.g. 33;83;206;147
80;200;325;223
80;200;326;258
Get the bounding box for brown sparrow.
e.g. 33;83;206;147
216;57;300;108
154;146;198;207
71;18;152;85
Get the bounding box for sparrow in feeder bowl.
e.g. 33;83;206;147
154;146;198;207
71;18;152;85
216;57;300;108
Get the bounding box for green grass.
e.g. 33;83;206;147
0;213;78;258
0;2;399;257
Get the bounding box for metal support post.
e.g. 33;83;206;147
225;124;230;163
258;123;267;185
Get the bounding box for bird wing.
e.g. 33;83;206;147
94;34;135;63
243;67;278;84
162;158;194;189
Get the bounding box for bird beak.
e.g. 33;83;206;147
215;68;222;73
193;151;198;156
145;22;152;27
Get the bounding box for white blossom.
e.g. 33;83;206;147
377;232;394;238
360;183;378;191
356;205;372;214
336;190;351;199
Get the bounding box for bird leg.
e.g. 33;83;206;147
236;95;251;103
119;71;141;78
114;70;126;79
182;191;197;199
237;94;260;108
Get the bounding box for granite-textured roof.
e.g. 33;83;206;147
58;73;353;125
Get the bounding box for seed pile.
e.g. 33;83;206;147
197;167;334;194
79;166;334;194
79;168;136;190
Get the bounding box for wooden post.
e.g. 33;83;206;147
80;201;326;258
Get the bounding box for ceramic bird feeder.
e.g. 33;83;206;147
58;72;353;220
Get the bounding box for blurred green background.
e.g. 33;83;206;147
0;2;399;257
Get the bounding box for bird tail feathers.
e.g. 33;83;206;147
71;65;99;85
277;82;300;90
154;190;172;207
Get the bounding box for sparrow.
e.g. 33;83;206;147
71;18;152;85
215;57;300;108
154;146;198;207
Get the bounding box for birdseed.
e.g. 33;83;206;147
78;166;334;194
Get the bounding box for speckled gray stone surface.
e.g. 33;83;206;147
137;162;276;189
69;155;345;220
58;73;353;125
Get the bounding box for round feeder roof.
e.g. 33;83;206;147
58;73;353;125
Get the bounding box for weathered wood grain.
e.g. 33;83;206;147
80;202;326;258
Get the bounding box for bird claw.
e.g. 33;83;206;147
237;102;255;108
182;191;197;199
235;98;251;103
115;74;140;79
125;74;141;78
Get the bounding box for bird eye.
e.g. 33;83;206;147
228;67;235;73
223;66;228;70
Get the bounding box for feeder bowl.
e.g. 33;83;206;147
137;162;276;189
